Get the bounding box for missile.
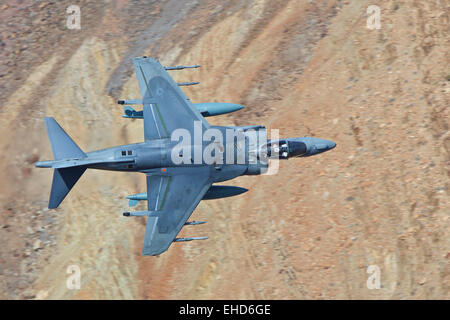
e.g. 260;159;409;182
177;82;199;86
123;211;150;217
118;99;142;105
184;221;207;225
165;65;200;70
126;193;147;200
173;236;208;242
126;192;146;207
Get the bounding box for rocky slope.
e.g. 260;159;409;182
0;0;448;299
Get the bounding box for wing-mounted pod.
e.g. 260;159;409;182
178;222;208;244
202;185;248;199
173;236;208;242
165;64;201;87
177;81;200;86
126;192;146;206
123;211;151;217
234;125;265;132
117;99;142;105
122;106;144;119
194;103;244;117
126;186;248;207
165;65;200;70
121;102;243;119
117;99;144;119
184;221;206;225
164;64;201;86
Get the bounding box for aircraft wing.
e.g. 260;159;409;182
132;57;210;141
142;167;212;256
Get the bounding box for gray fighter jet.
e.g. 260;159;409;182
35;57;336;256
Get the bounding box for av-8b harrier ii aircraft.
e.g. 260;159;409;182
35;57;336;256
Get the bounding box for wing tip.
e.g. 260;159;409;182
142;246;169;256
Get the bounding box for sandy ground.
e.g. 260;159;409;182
0;0;448;299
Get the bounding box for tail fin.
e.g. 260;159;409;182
49;167;86;209
44;117;87;209
45;117;86;160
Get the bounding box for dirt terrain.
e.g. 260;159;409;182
0;0;448;299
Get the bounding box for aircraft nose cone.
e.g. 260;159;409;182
301;137;337;156
312;139;336;152
327;140;336;150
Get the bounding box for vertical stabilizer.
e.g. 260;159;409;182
43;117;87;208
49;167;86;209
45;117;86;160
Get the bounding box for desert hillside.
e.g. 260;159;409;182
0;0;448;299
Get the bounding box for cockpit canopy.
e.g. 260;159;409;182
267;139;307;159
